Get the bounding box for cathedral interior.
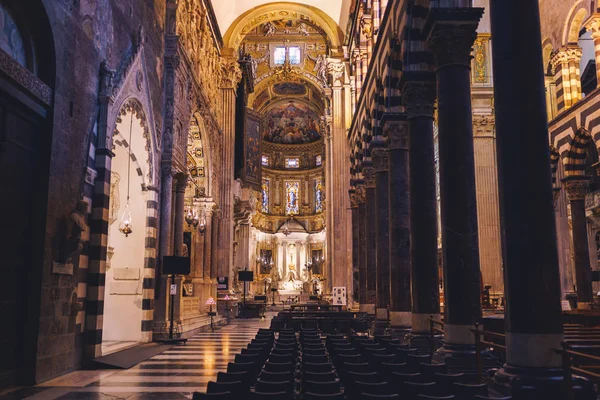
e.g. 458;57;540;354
3;0;600;399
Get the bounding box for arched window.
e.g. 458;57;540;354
0;3;35;72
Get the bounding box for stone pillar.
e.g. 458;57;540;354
173;176;186;257
203;210;213;281
357;187;368;309
350;190;359;303
218;59;241;279
490;0;565;393
564;177;593;309
363;166;377;314
237;222;251;272
403;81;440;334
550;46;583;112
385;117;412;329
425;8;483;353
372;147;391;320
210;211;221;280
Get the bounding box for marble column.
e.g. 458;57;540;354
426;8;483;352
210;211;220;280
173;176;186;257
585;15;600;86
385;117;412;328
363;166;377;314
357;187;367;308
350;190;360;303
237;222;251;272
372;147;391;320
203;210;213;281
564;177;593;309
403;81;440;334
490;0;565;393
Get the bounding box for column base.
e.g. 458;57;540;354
359;303;376;314
390;311;411;329
492;364;569;399
412;312;440;334
577;302;593;310
376;308;388;321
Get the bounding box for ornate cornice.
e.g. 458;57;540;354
0;48;52;106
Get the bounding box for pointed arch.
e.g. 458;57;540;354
564;127;595;177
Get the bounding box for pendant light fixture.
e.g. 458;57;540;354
119;112;134;237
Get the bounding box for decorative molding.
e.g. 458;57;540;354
371;148;389;172
402;82;436;119
363;166;375;188
326;58;345;86
564;177;590;201
385;122;409;150
0;48;53;106
220;58;242;90
472;114;495;137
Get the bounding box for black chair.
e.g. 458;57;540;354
272;348;297;357
452;383;488;398
207;381;246;397
369;353;396;367
379;362;408;379
216;371;251;387
336;353;363;364
374;335;393;343
235;354;260;364
255;379;293;394
403;382;438;399
304;371;337;382
340;361;370;373
359;395;400;399
303;379;341;394
304;348;327;356
419;363;447;378
472;397;512;400
259;370;294;383
248;390;291;400
390;372;426;384
346;371;382;384
417;396;455;399
433;373;466;388
352;381;394;398
332;347;358;356
304;393;344;400
192;392;232;400
303;361;334;373
264;361;294;373
269;354;295;364
227;362;257;376
406;353;431;367
303;354;329;364
395;348;418;362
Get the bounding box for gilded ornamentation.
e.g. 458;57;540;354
550;46;583;71
385;122;409;150
371;148;389;172
326;59;345;86
220;58;242;90
402;82;436;118
360;17;372;38
308;53;328;87
585;15;600;40
473;35;489;83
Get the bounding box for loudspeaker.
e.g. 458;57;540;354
163;256;190;275
239;270;254;282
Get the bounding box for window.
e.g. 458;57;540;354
0;4;27;68
285;181;299;215
288;46;301;65
315;179;323;213
285;158;299;168
273;47;286;65
315;155;322;166
262;155;269;166
261;179;269;213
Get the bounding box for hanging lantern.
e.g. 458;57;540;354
198;211;207;234
185;208;195;226
118;203;133;237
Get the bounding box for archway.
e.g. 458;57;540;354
102;100;153;354
0;0;56;388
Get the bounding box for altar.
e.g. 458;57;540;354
278;289;302;302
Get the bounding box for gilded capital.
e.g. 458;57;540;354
402;81;436;119
355;185;366;203
472;114;495;137
427;23;479;68
371;148;389;172
585;15;600;40
385;121;409;150
220;58;242;89
363;167;376;188
550;46;583;70
563;177;590;201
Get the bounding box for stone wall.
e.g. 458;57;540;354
36;0;165;383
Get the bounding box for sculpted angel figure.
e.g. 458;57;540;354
308;53;328;87
263;21;276;37
297;22;309;36
248;52;269;81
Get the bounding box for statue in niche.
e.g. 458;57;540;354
64;200;88;264
109;171;120;225
308;54;328;87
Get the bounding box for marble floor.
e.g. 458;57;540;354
1;316;272;400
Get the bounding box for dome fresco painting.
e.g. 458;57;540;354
263;101;321;144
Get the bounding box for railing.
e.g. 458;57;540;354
554;342;600;400
471;323;506;384
428;315;445;359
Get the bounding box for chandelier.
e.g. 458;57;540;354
185;207;207;235
118;112;134;237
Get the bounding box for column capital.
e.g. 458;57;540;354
220;57;242;89
585;14;600;40
550;45;582;69
425;8;483;68
371;148;389;173
563;176;591;201
363;166;376;187
402;81;436;119
384;120;409;150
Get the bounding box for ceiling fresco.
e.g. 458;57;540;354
264;101;321;144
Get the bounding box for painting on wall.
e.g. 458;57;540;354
243;109;262;189
259;249;273;275
264;101;321;144
311;249;324;275
273;82;307;96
